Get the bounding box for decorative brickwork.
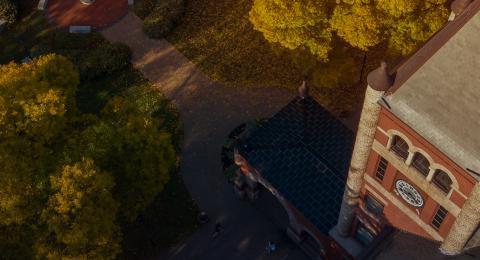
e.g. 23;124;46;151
337;85;386;236
440;183;480;255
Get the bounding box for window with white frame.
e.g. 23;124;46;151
375;157;388;180
411;153;430;177
391;135;409;161
431;206;448;230
432;170;453;194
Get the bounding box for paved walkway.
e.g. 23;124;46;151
102;12;308;260
48;0;128;28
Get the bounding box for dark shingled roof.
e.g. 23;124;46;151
239;96;354;234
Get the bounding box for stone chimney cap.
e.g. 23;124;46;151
367;61;393;91
451;0;472;15
299;81;309;98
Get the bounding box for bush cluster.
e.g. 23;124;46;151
76;42;131;80
142;0;186;39
0;0;17;25
33;32;132;81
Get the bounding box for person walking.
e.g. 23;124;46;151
266;241;276;255
212;222;223;238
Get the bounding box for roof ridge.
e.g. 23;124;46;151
387;0;480;95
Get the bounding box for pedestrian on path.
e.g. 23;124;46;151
212;222;224;238
198;211;210;224
266;241;276;255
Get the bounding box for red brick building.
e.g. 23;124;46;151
333;0;480;258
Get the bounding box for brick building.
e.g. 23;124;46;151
234;0;480;259
333;0;480;258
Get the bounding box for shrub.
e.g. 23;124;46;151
143;0;185;39
76;42;132;80
0;0;17;25
133;0;156;19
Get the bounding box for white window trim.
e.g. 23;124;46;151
384;129;460;192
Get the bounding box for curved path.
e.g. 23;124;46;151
102;12;308;260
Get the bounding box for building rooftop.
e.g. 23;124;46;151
386;1;480;179
239;96;354;233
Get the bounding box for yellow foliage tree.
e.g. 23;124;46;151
375;0;420;17
251;0;448;59
249;0;333;60
330;3;382;51
330;0;448;54
36;158;121;259
386;3;448;55
0;54;78;227
0;54;79;142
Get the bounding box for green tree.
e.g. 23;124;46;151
0;54;79;142
0;52;182;257
0;224;35;260
63;96;176;222
101;96;176;222
0;54;78;226
0;139;50;226
249;0;333;60
36;158;121;259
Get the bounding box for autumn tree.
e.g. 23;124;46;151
331;0;448;55
0;54;79;226
251;0;449;59
0;53;180;257
99;96;175;222
62;95;176;222
249;0;333;60
330;3;382;51
0;54;79;142
36;158;121;259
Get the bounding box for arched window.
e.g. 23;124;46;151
411;153;430;177
391;136;409;161
432;170;452;194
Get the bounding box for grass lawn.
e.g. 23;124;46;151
134;0;392;114
166;0;302;90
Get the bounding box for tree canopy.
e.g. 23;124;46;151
0;54;78;227
36;158;121;259
249;0;333;60
250;0;449;58
0;54;178;258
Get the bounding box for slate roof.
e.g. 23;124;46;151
238;96;354;234
386;2;480;179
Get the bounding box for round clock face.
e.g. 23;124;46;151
395;180;424;208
